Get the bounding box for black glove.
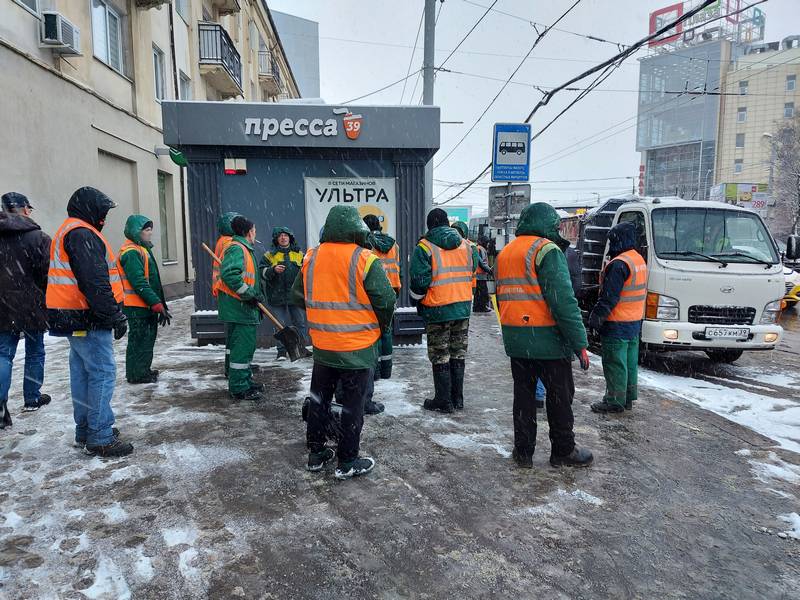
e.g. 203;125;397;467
158;308;172;327
112;314;128;340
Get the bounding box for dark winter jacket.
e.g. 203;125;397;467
588;221;642;340
497;203;587;360
259;226;304;307
48;187;125;334
410;225;477;324
291;205;396;369
0;212;51;332
119;214;166;318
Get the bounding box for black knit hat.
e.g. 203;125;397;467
426;207;449;230
2;192;32;211
363;214;381;232
231;215;255;237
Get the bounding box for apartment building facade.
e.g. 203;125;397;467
0;0;299;296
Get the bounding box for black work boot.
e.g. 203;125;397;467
423;363;453;413
591;400;625;414
364;400;385;415
306;447;335;472
449;359;466;410
379;359;392;379
512;449;533;469
550;446;593;468
625;398;635;410
0;401;12;429
86;439;134;458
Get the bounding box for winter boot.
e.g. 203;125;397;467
591;400;624;414
423;363;453;413
379;359;392;379
335;457;376;480
23;394;51;412
364;400;385;415
0;401;11;429
512;449;533;469
232;387;263;402
85;439;134;458
550;446;594;468
249;381;265;393
249;364;261;373
76;427;119;448
306;447;336;472
625;399;634;410
449;359;466;410
275;349;287;361
149;370;160;381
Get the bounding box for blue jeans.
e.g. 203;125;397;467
0;330;46;407
68;330;116;446
536;378;546;400
269;304;309;351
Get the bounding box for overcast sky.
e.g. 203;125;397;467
268;0;798;212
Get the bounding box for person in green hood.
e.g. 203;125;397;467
117;215;170;384
259;226;311;361
495;203;593;469
410;208;477;413
291;205;396;479
214;211;240;377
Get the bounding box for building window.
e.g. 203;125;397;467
737;107;747;123
739;80;748;96
787;74;797;92
179;71;192;100
786;102;795;118
735;133;745;148
249;20;259;52
734;159;743;174
153;45;166;101
92;0;123;74
176;0;190;23
13;0;38;15
157;172;176;262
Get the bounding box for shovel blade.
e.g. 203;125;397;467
274;326;305;362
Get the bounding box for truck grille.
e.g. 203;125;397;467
688;306;756;326
787;282;795;295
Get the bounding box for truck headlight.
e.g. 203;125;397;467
760;300;782;324
646;292;680;321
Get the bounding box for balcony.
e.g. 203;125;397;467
134;0;172;9
211;0;240;15
258;50;282;96
198;22;242;98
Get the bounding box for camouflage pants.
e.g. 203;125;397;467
425;319;469;365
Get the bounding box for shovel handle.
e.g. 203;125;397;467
201;242;285;329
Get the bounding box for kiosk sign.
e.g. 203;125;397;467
304;177;397;248
491;123;531;182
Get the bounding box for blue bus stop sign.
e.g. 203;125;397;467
491;123;531;182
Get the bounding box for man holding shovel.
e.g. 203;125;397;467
214;216;264;401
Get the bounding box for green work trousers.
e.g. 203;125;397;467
227;323;257;394
601;336;639;407
126;313;158;383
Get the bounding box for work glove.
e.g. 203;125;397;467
112;314;128;340
247;292;266;309
575;348;590;371
151;303;172;327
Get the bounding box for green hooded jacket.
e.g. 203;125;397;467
409;225;476;324
369;231;402;290
497;203;587;359
218;235;263;325
217;212;239;236
118;214;165;318
259;226;304;306
291;206;396;369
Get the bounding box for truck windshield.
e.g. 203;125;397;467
652;208;778;264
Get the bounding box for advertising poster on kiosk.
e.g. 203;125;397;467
304;177;397;248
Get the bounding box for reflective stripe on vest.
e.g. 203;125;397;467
605;250;648;322
117;241;151;308
419;239;473;307
374;244;401;290
495;236;556;327
213;241;256;300
212;235;233;298
302;243;380;352
46;218;124;311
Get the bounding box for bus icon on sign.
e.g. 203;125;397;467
499;141;526;155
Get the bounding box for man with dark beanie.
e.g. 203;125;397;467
410;208;476;413
213;216;264;401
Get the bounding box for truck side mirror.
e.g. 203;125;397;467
787;235;800;261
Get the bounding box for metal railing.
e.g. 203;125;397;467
258;50;281;87
198;22;242;90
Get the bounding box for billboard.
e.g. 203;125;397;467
649;2;684;47
647;0;764;48
446;206;472;225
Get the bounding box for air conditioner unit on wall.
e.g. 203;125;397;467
40;11;81;55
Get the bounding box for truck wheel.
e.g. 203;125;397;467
705;349;744;364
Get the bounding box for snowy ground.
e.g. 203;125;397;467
1;297;799;598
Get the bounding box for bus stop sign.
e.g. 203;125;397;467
491;123;531;182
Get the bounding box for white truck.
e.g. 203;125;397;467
568;196;788;363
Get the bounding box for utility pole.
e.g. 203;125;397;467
423;0;436;213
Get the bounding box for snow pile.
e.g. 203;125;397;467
430;432;512;458
747;452;800;486
518;487;605;518
778;513;800;540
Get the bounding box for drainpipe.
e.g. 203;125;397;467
168;5;191;285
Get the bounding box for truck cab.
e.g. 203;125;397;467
573;196;784;363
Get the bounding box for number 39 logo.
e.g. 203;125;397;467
343;113;363;140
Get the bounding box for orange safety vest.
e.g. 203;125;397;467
212;235;234;298
374;243;401;290
46;218;124;311
117;241;151;308
302;243;381;352
495;236;556;327
418;239;474;307
212;240;256;300
604;249;648;322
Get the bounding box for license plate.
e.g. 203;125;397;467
705;327;749;339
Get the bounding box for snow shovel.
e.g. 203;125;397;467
201;242;307;362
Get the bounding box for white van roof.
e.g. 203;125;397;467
608;195;754;213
